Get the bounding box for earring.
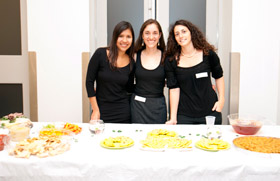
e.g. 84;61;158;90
157;42;160;46
142;41;144;46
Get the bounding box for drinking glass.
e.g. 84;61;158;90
89;120;105;135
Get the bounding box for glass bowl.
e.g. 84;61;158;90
228;113;263;135
89;120;105;135
8;124;30;142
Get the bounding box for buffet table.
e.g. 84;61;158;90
1;123;280;181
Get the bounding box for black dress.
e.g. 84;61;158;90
86;48;135;123
165;50;223;124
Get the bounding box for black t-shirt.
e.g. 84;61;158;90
86;47;135;123
134;51;165;98
165;50;223;118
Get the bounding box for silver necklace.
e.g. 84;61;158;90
181;49;197;58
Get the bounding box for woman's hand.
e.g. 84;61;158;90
212;99;224;112
165;119;177;125
213;77;225;112
91;110;100;120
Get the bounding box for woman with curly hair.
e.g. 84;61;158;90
164;19;225;125
131;19;167;124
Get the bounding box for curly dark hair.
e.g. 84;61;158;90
107;21;135;70
135;19;166;63
165;19;216;64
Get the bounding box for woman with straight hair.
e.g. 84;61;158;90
131;19;167;124
86;21;135;123
165;19;225;125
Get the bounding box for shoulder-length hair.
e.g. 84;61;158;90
135;19;166;63
165;19;216;64
107;21;135;70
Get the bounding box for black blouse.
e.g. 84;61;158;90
165;50;223;118
134;51;165;98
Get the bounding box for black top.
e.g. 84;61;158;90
134;51;165;98
165;50;223;118
86;47;135;123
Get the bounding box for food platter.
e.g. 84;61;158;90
195;138;230;152
100;136;134;149
140;130;192;152
100;142;134;149
233;136;280;154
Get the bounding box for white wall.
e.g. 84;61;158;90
0;0;30;117
27;0;89;122
232;0;280;124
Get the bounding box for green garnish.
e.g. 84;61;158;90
43;124;55;129
202;135;208;138
117;130;122;133
136;130;138;132
112;130;116;132
196;134;200;136
0;123;5;128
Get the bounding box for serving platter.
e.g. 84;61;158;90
195;138;230;152
100;136;134;149
233;136;280;154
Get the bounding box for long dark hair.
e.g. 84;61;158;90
165;19;216;64
135;19;166;63
107;21;135;70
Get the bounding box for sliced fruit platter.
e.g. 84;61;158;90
140;129;192;151
100;136;134;149
147;129;177;138
40;122;82;137
195;138;230;152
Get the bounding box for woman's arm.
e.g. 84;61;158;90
89;97;100;120
212;76;225;112
86;48;102;120
166;88;180;125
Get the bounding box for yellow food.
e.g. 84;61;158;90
141;137;192;149
196;138;230;151
39;128;72;138
147;129;177;138
233;136;280;153
101;136;134;148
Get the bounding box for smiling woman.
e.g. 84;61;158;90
86;21;135;123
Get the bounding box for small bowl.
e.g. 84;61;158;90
228;113;263;135
8;124;30;142
89;120;105;135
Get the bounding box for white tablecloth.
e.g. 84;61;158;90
1;123;280;181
